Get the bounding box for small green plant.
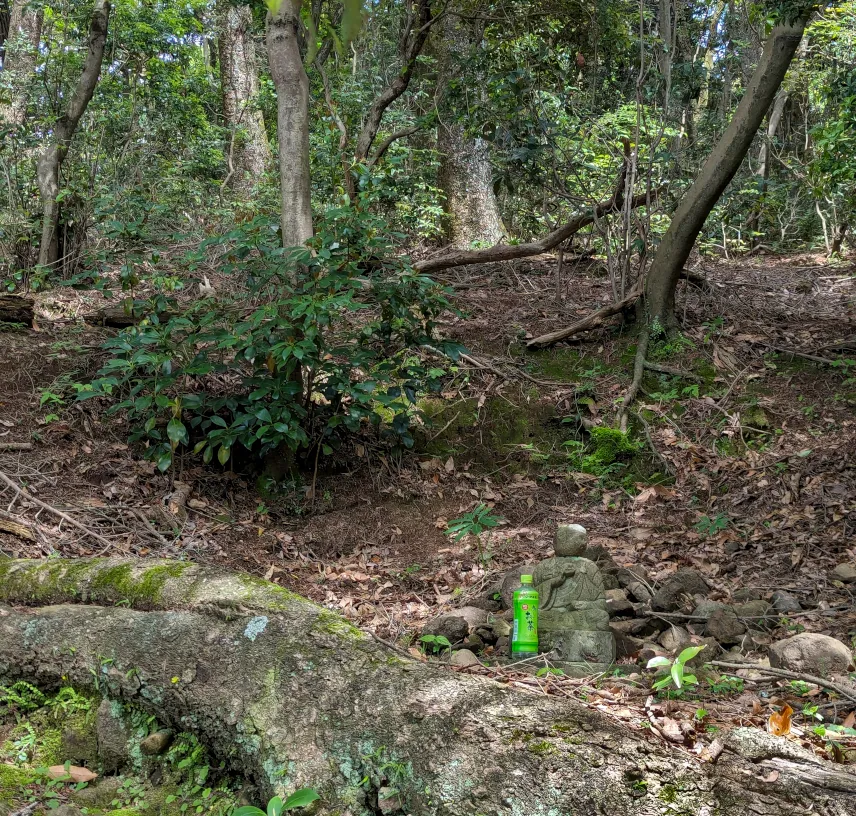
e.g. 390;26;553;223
46;687;92;718
535;667;566;678
694;707;708;722
694;514;729;537
706;675;744;695
445;503;503;542
234;791;320;816
0;681;46;714
419;634;452;655
789;679;812;696
646;645;705;691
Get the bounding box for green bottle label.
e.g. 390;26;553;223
511;585;539;655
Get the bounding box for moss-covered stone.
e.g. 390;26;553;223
0;764;37;805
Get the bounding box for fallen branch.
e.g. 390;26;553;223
757;342;842;367
643;361;702;381
0;511;36;542
526;284;643;349
0;442;33;451
415;189;662;275
711;660;856;706
0;469;114;552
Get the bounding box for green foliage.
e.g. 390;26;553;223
445;503;503;542
647;645;705;691
233;791;320;816
564;426;643;482
694;514;730;537
78;197;461;472
0;682;46;715
705;675;745;695
419;634;452;655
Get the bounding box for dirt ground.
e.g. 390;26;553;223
1;250;855;648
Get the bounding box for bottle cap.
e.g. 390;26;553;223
521;574;533;584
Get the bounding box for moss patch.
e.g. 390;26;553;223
0;764;37;805
89;563;192;607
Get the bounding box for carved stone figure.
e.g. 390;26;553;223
531;524;616;666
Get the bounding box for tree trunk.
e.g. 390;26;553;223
35;0;110;270
644;11;815;326
748;89;789;242
0;294;33;326
267;0;312;249
1;557;855;815
693;1;727;126
0;0;42;127
218;0;271;196
435;12;504;248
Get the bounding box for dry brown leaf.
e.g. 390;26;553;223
46;765;98;783
843;711;856;730
767;704;793;736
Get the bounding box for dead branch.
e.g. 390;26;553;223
0;442;33;451
0;510;36;541
415;190;662;275
0;469;114;552
526;284;643;349
643;361;702;381
711;661;856;706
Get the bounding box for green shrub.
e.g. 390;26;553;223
77;195;461;472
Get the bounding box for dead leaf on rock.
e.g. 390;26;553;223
767;704;793;736
47;765;98;783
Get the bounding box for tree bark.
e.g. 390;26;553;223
267;0;312;249
218;0;271;196
35;0;110;270
1;557;855;815
643;10;816;326
435;12;504;248
748;89;789;242
0;294;33;327
0;0;42;127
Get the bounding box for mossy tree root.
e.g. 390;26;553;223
1;557;855;816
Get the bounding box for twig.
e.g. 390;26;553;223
0;510;36;541
428;411;461;441
710;661;856;706
630;410;675;476
643;361;702;381
0;469;115;552
370;631;416;661
0;442;32;451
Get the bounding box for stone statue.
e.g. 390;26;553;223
532;524;615;667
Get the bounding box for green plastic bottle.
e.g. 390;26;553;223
511;575;539;658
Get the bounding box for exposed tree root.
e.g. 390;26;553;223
1;556;855;815
619;327;650;432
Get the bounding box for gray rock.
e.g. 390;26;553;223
601;572;620;590
732;587;764;602
422;615;469;645
583;545;619;575
70;778;124;808
96;698;132;773
612;630;644;659
450;648;481;668
651;570;710;612
451;606;489;628
769;633;854;676
831;563;856;584
771;590;802;614
605;588;634;618
140;730;174;756
489;617;511;639
473;625;497;645
611;616;664;639
464;633;485;652
500;564;538;609
733;600;773;631
53;806;83;816
554;523;587;557
377;786;404;815
705;607;747;646
617;569;653;603
685;637;722;669
640;643;666;665
692;600;729;620
658;625;692;654
61;718;98;765
495;636;509;654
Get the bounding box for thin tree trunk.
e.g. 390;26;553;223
35;0;110;269
0;0;42;127
643;9;817;326
218;0;271;196
267;0;312;249
435;12;503;248
748;89;788;242
694;1;727;126
2;557;855;814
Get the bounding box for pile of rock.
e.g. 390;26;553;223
421;523;855;678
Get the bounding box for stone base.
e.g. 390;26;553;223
552;661;614;678
539;628;616;665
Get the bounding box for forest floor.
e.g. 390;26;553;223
2;249;856;757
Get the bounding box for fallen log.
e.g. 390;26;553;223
0;295;34;328
414;189;662;275
1;556;854;815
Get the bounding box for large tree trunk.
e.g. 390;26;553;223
218;0;271;196
644;10;815;326
0;0;42;127
2;557;855;815
435;12;504;248
267;0;312;249
35;0;110;270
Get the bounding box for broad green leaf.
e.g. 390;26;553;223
217;445;231;465
283;789;320;810
646;656;671;669
676;645;705;666
267;796;284;816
